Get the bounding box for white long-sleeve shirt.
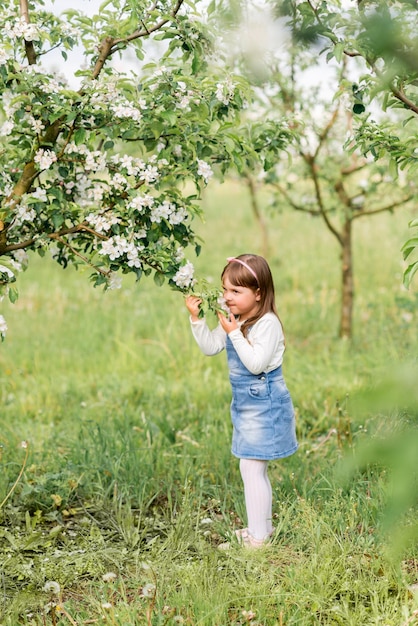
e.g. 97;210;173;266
190;312;285;375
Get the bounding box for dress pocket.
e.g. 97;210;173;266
248;379;269;399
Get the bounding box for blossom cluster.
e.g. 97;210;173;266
4;17;39;42
99;236;144;268
172;261;195;289
215;78;236;106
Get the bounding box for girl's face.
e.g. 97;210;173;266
222;276;261;321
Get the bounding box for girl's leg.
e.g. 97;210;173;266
239;458;273;541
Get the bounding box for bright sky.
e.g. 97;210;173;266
44;0;101;12
40;0;333;91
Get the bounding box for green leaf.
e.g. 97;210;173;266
403;261;418;289
154;271;165;286
161;110;178;125
8;287;19;304
353;103;366;114
192;52;201;74
401;237;418;260
74;128;86;145
333;42;345;63
52;212;64;229
389;159;398;179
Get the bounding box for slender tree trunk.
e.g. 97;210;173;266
339;218;354;339
246;175;270;258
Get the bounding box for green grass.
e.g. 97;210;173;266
0;182;417;624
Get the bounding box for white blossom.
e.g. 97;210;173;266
174;247;185;262
215;78;235;106
43;581;61;595
7;18;39;41
102;572;117;582
110;173;128;190
30;187;48;202
169;207;188;225
197;159;213;183
7;258;22;273
173;261;195;289
16;204;36;223
139;165;160;184
0;49;10;65
141;583;156;598
99;236;142;266
0;120;14;136
153;66;167;77
99;236;129;260
34;149;57;171
150;201;173;223
107;273;123;290
0;265;15;280
86;183;110;203
84;150;107;172
12;250;29;266
118;154;138;175
111;102;142;123
28;117;45;133
129;194;154;212
86;212;120;233
126;242;143;268
0;315;7;338
217;296;230;315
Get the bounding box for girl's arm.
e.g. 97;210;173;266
190;319;226;355
185;295;226;355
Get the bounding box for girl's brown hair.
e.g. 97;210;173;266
221;254;279;337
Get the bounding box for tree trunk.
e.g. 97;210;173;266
339;219;354;339
247;175;270;258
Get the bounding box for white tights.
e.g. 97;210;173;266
239;459;273;541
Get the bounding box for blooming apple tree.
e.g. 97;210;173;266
0;0;292;338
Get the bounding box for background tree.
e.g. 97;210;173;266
268;62;415;339
226;41;416;338
0;0;292;339
277;0;418;286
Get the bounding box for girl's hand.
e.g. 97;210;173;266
217;311;238;334
185;295;203;321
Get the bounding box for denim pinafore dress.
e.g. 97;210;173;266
226;335;298;461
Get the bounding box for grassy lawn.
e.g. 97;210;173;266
0;182;417;625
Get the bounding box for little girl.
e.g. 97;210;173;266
185;254;298;548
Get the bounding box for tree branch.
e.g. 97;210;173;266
302;153;344;245
271;182;319;215
314;106;340;159
341;161;368;176
112;0;183;47
352;195;414;220
50;234;110;277
91;0;184;79
20;0;37;65
1;222;104;254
